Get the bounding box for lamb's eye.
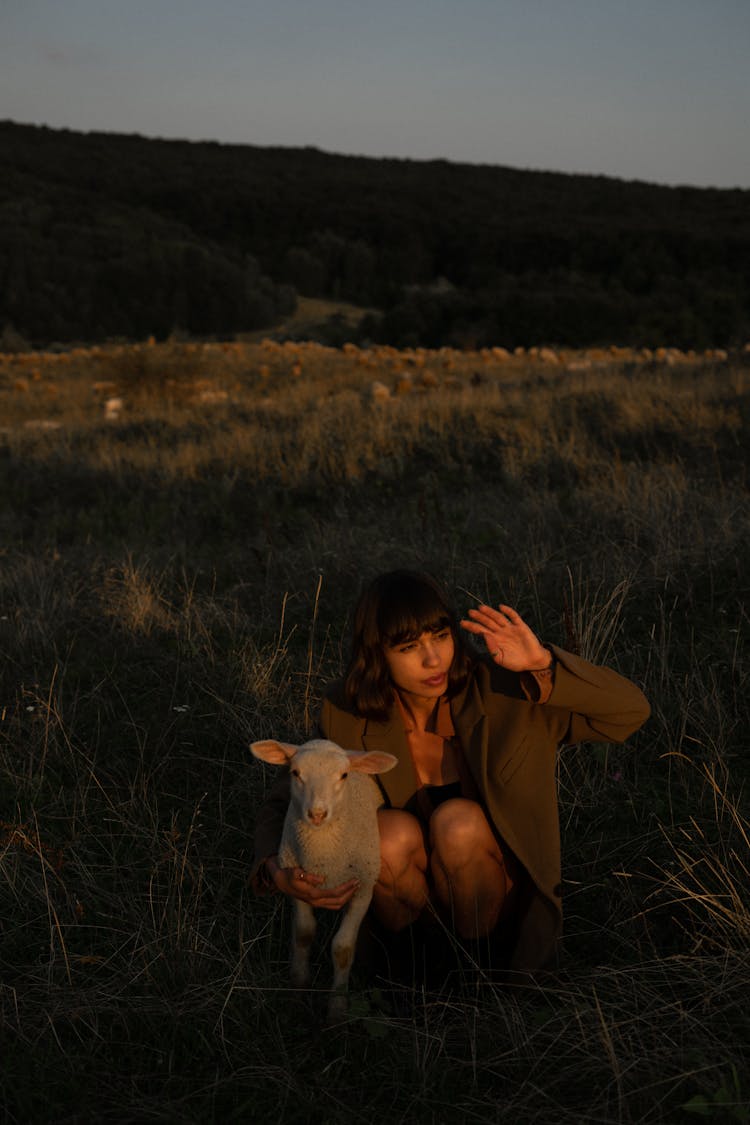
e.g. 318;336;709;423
341;772;348;780
291;768;300;778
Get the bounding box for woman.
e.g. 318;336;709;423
252;570;650;974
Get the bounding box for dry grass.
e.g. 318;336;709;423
1;338;749;1123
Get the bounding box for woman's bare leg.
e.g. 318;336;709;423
371;809;429;931
429;798;508;939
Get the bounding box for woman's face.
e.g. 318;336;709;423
383;628;455;701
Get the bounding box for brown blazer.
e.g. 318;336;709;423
252;645;650;972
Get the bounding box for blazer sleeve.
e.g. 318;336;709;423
249;770;290;893
546;644;651;745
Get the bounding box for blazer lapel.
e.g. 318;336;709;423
354;678;490;808
361;713;417;807
451;677;489;792
450;671;530;870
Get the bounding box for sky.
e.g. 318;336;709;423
2;0;749;190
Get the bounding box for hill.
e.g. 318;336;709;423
1;119;749;349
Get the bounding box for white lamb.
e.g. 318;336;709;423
250;738;397;1020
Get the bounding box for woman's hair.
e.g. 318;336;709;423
343;569;473;720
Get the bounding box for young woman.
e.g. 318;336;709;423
252;570;650;974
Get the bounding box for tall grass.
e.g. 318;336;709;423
1;340;748;1123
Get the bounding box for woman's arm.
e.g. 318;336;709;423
462;602;649;743
545;644;651;744
249;771;291;891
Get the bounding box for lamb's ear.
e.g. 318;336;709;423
345;750;399;774
250;740;298;765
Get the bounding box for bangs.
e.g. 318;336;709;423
344;568;474;719
384;613;452;647
377;576;454;647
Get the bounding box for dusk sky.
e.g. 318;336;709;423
2;0;749;189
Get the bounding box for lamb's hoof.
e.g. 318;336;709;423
326;993;348;1024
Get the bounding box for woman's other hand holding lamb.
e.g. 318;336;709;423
461;604;552;672
265;855;360;910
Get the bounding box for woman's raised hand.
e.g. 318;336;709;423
460;604;552;672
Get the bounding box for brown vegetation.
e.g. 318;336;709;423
1;338;748;1123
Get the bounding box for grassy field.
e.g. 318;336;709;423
1;336;749;1123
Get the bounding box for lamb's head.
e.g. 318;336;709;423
250;738;397;827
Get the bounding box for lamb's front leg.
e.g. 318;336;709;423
291;899;316;988
328;889;373;1021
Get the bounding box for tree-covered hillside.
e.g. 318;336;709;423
1;120;748;348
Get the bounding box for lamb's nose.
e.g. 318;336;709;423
307;808;327;825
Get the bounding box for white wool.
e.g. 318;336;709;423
251;738;397;1021
279;742;384;884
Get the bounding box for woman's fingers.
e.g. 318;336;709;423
463;604;518;629
281;867;360;910
461;604;518;644
465;605;500;624
460;604;547;670
306;878;360;910
313;887;359;910
291;867;323;887
460;610;495;635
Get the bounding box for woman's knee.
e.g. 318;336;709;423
429;798;498;862
377;809;426;876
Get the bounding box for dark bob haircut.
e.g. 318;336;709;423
343;569;473;720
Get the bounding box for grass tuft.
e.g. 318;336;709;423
1;339;749;1122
